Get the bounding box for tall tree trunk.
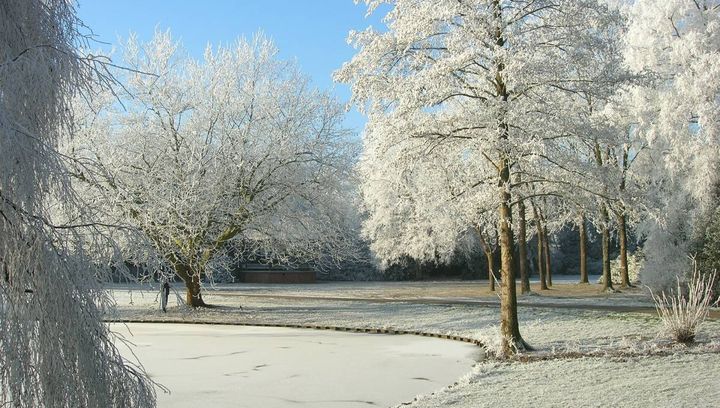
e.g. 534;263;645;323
542;226;552;287
600;204;614;292
494;1;527;355
579;212;589;284
477;231;495;292
518;200;530;294
617;210;632;288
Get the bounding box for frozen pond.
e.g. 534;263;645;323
114;323;479;408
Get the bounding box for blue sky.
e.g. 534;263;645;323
77;0;388;134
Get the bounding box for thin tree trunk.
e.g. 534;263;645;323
487;251;496;292
477;231;495;292
600;204;614;292
537;233;546;289
518;200;530;294
617;146;632;288
542;226;552;287
617;211;632;288
579;212;589;284
533;205;547;290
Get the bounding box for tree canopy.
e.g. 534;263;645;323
68;31;362;306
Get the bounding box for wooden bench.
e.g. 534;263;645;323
237;264;316;284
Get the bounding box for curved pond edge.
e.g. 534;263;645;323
107;318;486;347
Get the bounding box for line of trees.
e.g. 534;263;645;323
337;0;720;356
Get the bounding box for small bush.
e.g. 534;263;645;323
651;261;718;344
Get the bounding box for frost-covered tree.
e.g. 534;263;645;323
595;94;651;289
338;0;622;355
568;97;626;292
357;122;499;289
69;32;359;307
621;0;720;291
0;1;155;406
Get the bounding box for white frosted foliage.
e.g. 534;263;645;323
622;0;720;290
68;31;361;303
337;0;624;269
0;0;154;406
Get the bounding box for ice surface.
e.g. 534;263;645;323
114;323;479;408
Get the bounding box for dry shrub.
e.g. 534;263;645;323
651;261;718;344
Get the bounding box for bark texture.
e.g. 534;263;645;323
173;262;208;307
499;195;525;355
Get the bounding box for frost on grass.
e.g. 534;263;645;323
399;353;720;408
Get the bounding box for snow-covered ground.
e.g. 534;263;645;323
107;281;720;407
407;353;720;408
114;323;478;408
